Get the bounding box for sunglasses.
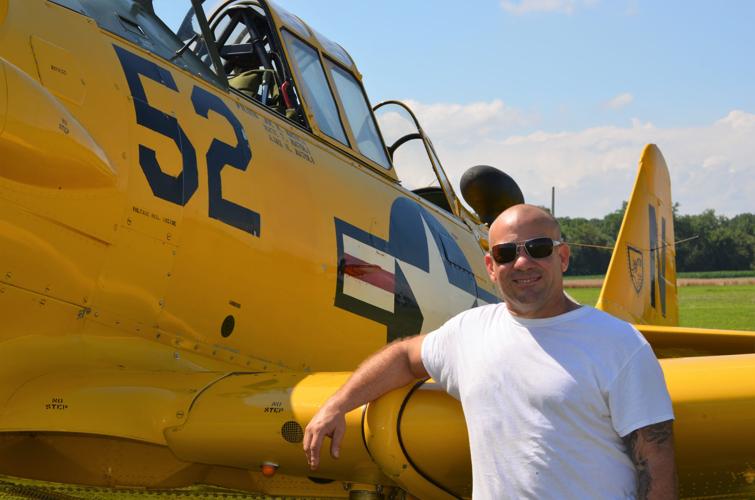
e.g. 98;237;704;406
490;237;563;264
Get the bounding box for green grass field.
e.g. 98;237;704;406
565;284;755;330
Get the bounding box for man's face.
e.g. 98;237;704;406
484;208;570;319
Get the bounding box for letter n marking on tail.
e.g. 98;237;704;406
649;205;657;310
648;204;667;317
659;217;667;316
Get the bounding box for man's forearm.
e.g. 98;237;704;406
325;338;425;413
304;336;427;469
623;420;678;499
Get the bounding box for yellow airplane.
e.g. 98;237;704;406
0;0;753;498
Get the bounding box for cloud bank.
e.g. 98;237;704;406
382;100;755;218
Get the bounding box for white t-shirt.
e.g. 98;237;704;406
421;304;673;500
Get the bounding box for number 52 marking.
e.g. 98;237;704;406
114;45;261;236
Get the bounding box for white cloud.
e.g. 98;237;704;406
716;109;755;129
402;99;537;144
390;100;755;218
604;92;634;110
500;0;598;15
376;100;538;191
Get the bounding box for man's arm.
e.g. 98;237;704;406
622;419;678;500
303;334;428;470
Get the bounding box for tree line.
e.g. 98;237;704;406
557;205;755;275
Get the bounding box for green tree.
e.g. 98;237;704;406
559;204;753;274
600;201;627;240
559;217;613;275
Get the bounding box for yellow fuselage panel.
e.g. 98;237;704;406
0;1;494;375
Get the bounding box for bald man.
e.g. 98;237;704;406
304;204;677;499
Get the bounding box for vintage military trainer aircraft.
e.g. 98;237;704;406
0;0;753;498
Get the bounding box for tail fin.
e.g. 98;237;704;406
596;144;679;326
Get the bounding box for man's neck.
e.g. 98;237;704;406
507;294;582;319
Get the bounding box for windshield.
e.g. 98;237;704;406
328;61;390;169
375;104;440;189
283;31;348;145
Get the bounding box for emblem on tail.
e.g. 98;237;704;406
627;246;644;294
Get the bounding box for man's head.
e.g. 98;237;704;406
485;204;573;319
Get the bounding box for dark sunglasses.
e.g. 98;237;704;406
490;237;563;264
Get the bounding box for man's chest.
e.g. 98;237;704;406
456;332;609;422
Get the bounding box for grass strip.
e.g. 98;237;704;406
565;285;755;330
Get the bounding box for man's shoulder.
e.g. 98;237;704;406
580;306;636;328
428;303;504;338
577;306;648;348
453;302;505;324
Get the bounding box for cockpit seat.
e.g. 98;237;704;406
229;68;298;120
229;68;279;103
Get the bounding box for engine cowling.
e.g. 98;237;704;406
364;380;471;498
164;372;472;496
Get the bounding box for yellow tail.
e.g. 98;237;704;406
596;144;679;325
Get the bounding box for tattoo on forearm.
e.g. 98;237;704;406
622;420;674;500
643;420;673;445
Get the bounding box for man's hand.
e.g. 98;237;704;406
301;335;428;471
303;401;346;470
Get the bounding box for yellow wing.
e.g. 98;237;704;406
593;144;755;498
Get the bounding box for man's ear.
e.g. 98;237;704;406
559;243;570;273
485;253;497;282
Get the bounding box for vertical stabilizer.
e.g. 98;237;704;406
596;144;679;325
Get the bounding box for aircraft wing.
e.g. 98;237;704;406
638;324;755;357
660;351;755;497
3;357;754;499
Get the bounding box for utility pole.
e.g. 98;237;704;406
551;186;555;216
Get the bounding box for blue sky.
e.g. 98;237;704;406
272;0;754;218
276;1;755;130
167;0;753;217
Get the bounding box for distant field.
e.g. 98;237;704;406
564;270;755;281
564;274;604;281
564;287;601;304
677;270;755;279
565;285;755;330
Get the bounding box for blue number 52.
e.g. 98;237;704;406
114;45;261;236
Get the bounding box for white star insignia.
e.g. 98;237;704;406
397;218;478;333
